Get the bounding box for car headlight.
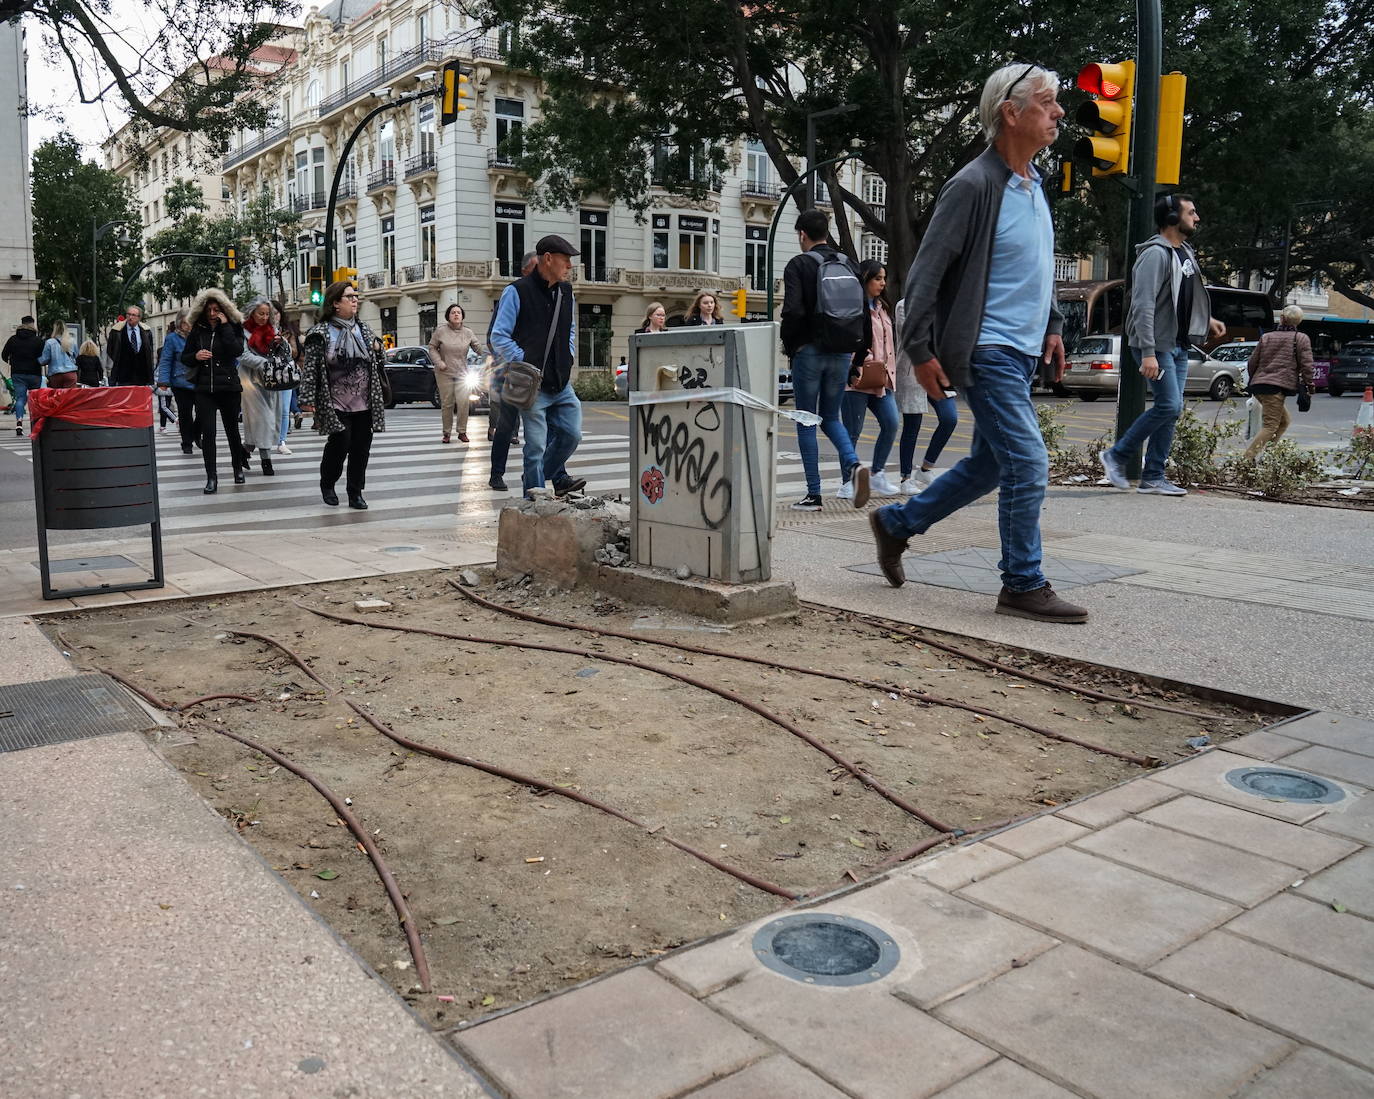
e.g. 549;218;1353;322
463;368;482;387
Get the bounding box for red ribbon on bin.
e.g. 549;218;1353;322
26;386;154;439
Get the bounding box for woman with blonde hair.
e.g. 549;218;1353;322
38;322;79;389
75;339;103;387
685;292;724;326
636;302;668;334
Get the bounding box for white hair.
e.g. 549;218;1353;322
980;64;1060;143
1280;305;1304;326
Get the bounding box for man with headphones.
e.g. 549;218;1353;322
1100;193;1226;495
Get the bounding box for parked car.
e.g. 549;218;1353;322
1328;340;1374;397
614;357;629;400
1061;334;1245;401
384;345;489;412
1209;340;1256;393
777;363;793;404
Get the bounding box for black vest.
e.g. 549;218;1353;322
511;273;575;393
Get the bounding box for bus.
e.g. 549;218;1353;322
1298;316;1374;392
1057;279;1275;355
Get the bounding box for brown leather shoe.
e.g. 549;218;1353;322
995;583;1088;624
868;510;908;587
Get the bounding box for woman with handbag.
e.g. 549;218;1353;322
238;298;293;475
1243;304;1314;461
300;280;387;510
838;260;902;499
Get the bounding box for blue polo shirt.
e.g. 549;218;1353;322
976;166;1055;357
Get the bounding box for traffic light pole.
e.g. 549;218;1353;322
1115;0;1163;478
765;151;860;318
323;85;440;283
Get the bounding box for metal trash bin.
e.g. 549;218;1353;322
28;388;164;600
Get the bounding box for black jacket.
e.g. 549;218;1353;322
780;245;872;358
510;272;575;394
2;328;43;376
181;320;245;393
106;322;155;386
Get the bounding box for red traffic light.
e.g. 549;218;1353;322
1077;63;1131;99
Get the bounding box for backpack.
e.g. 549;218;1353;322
806;248;866;353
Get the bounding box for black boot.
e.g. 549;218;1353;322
321;483;339;506
347;492;368;510
233;467;246;484
203;477;218;494
261;455;275;476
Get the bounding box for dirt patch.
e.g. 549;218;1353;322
48;571;1281;1027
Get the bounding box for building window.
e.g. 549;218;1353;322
297;234;312;285
376;33;388;71
678;215;708;271
495;201;526;278
711;219;720;273
381;216;396;283
651;215;669;270
416;12;429;45
861;173;886;209
580;209;607;281
745;226;767;291
417;100;435;156
1053;254;1078;282
311;147;326;204
419;302;438;344
380;305;397;346
578;303;611;371
379;120;395;170
745;139;769;190
344;226;357;271
305;80;321;110
861;235;888;265
420;204;436;271
339;57;350;89
494;98;524;162
293;149;308;204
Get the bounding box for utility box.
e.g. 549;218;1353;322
628;324;778;582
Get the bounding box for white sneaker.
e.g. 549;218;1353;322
913;468;938;486
835;480;855;501
275;444;292;455
899;477;922;495
158;426;169;434
870;471;901;497
1137;479;1188;496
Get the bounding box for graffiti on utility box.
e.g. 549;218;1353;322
635;402;734;530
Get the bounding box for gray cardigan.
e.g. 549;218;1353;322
1123;235;1213;359
901;146;1063;388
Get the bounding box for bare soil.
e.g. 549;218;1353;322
49;571;1280;1028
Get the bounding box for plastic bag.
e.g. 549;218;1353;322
1244;396;1262;441
26;385;153;438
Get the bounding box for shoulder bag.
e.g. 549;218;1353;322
852;359;888;393
498;286;562;411
1291;333;1311;413
259;339;301;391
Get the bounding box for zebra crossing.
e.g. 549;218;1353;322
1;410;864;535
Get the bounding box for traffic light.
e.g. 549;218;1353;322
440;60;471;125
730;287;748;318
332;266;358;285
225;246;237;271
1156;72;1187;186
308;264;324;306
1075;60;1135;177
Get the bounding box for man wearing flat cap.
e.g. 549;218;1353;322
489;233;586;498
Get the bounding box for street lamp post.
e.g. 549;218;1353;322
765;149;863;318
804;104;859;211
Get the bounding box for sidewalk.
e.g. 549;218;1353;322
3;484;1373;1097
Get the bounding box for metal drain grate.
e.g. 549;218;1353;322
752;913;899;987
1225;766;1344;804
0;674;156;754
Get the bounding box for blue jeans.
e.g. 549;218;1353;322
899;396;959;477
11;373;41;421
1107;346;1189;482
792;345;859;495
876;347;1049;593
840;389;900;477
519;382;583;495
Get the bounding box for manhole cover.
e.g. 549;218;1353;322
1225;766;1343;804
752;913;898;987
380;545;423;554
0;673;157;754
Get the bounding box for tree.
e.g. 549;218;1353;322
236;187;302;302
31;133;142;335
9;0;299;156
142;181;240;304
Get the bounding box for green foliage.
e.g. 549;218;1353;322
573;370;620;402
1220;441;1328;498
1165;402;1244;487
31;135;142;335
1331;432;1374;480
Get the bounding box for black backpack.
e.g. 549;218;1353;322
807;249;866;353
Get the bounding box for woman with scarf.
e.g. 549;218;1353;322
238;298;290;476
300;281;387;509
181;288;247;494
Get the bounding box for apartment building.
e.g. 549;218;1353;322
0;21;38;328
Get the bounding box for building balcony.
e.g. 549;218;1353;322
622;271;747;293
404;151;438;180
365;271;392;290
571;266;624;286
317;39;454;118
335;179;358;203
222;124;289;170
402;262;437;284
487;148;520;170
366;165;396;193
291;191;328;213
740;180;783;200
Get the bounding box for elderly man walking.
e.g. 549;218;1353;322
867;63;1085;624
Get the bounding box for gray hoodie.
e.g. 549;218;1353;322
1124;234;1213;359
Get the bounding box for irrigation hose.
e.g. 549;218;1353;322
802;601;1228;722
444;581;1158;769
94;666;432;993
296;599;960;833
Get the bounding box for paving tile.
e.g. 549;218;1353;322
1149;750;1335;823
1225;728;1309;761
1151;932;1374;1070
656;915;775;997
904;842;1021;891
1312;792;1374;845
455;967;762;1099
1054;777;1177;828
985;815;1090;859
1227;893;1374;985
689;1055;849;1099
1267;713;1374;758
959;846;1239;966
1137;795;1359;872
936;945;1293;1099
1296;848;1374;919
1237;1047;1374;1098
1283;745;1374;789
931;1058;1077;1098
1072;818;1298;906
710;971;995;1099
824;877;1056;1009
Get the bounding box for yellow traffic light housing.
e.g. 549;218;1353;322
308;264;324;306
1155;72;1187;186
225;246;237;271
440;60;471;125
731;287;748;318
1075;60;1135;177
332;266;358;285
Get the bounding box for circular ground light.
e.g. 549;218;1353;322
752;913;899;987
379;545;423;554
1224;766;1343;804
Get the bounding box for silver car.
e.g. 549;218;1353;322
1062;333;1245;401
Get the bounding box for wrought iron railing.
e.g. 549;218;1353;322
404;151;437;179
366;165;396;191
222;124;288;170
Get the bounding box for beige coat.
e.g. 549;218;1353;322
427;324;485;375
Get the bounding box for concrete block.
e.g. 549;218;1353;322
1054;777;1177;828
1072;818;1297;906
710;971;996;1099
690;1056;850;1099
1137;795;1359;872
960;846;1239;967
1151;932;1374;1070
1149;750;1334;823
1238;1047;1374;1099
936;945;1293;1099
904;842;1021;892
590;562;798;623
1227;892;1374;985
1283;745;1374;788
496;503;620;590
985;814;1090;859
1295;847;1374;919
932;1059;1078;1099
455;967;763;1099
1225;728;1308;761
352;598;392;611
1265;713;1374;758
